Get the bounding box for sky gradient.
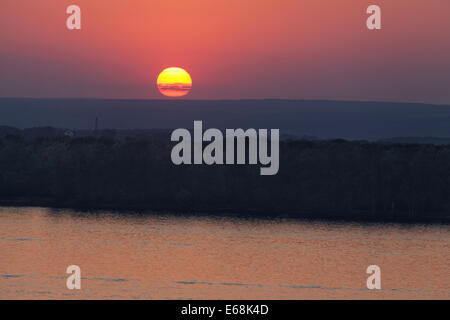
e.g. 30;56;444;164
1;0;449;103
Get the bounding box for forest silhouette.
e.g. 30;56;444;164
1;131;449;223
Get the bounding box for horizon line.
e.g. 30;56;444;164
0;97;449;106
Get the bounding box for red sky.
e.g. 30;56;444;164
1;0;449;103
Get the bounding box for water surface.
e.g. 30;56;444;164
0;207;448;299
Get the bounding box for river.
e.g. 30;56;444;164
0;206;448;299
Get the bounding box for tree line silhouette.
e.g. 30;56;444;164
0;134;449;222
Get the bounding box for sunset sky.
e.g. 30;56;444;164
0;0;449;103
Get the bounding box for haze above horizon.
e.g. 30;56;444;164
1;1;449;104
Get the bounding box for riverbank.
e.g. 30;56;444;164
1;198;448;224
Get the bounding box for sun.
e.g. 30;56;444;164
157;67;192;97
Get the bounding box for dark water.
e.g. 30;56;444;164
0;207;449;299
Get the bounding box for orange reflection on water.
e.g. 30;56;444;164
0;207;449;299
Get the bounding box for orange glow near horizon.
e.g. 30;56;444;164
157;67;192;97
0;1;450;103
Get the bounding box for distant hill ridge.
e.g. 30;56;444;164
1;98;449;140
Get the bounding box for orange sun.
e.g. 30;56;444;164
157;67;192;97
